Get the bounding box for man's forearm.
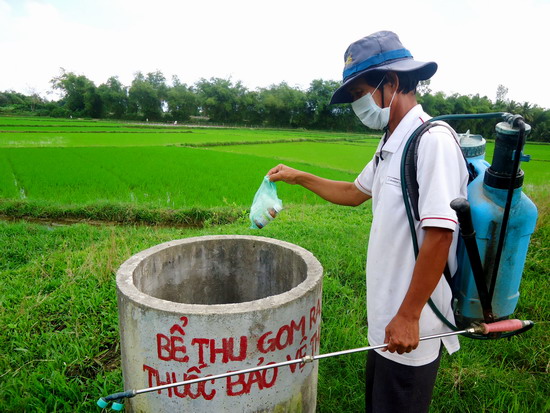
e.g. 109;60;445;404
296;172;370;206
268;164;370;206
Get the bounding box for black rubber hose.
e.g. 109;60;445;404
104;390;136;401
450;198;494;322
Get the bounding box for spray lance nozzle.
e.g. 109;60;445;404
97;390;135;411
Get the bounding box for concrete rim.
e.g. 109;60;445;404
116;235;323;315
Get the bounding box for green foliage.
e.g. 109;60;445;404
0;91;48;115
259;82;308;128
127;71;166;120
51;69;101;118
3;71;550;140
195;77;248;124
166;77;197;121
306;79;358;131
97;77;128;119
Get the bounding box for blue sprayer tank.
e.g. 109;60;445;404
453;122;538;326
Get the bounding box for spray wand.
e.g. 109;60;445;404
97;319;533;411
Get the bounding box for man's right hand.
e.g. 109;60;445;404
267;164;302;185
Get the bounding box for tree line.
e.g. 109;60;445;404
1;69;549;142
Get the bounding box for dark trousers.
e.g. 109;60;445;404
365;347;442;413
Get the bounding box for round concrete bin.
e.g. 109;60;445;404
117;235;323;412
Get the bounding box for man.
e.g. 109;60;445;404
268;31;468;412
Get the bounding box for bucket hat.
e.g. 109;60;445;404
330;31;437;104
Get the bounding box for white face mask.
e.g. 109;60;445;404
351;80;397;130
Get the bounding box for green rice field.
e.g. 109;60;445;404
0;117;370;148
0;117;547;209
0;146;360;207
0;116;548;412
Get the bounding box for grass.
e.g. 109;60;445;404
0;115;548;412
0;205;370;412
0;202;547;412
0;199;245;227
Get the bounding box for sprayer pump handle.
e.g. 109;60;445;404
450;198;475;237
480;319;533;334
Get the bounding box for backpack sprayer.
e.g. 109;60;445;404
97;319;533;411
401;112;537;337
98;112;538;411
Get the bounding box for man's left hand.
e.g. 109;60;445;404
383;314;420;354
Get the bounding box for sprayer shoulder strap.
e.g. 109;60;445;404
403;121;475;222
403;121;476;288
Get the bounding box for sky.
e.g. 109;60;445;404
1;0;549;108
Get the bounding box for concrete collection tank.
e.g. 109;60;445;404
116;235;323;412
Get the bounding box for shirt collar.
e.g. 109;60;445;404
375;104;430;156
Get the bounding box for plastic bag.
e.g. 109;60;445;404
249;176;283;229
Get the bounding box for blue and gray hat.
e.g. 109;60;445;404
330;31;437;104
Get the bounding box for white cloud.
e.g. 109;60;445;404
1;0;549;107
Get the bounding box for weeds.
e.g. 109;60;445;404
0;200;547;412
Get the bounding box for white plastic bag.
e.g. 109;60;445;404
249;176;283;229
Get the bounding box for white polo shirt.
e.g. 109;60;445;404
355;104;468;366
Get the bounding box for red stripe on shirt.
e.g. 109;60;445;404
421;217;458;225
417;118;457;226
